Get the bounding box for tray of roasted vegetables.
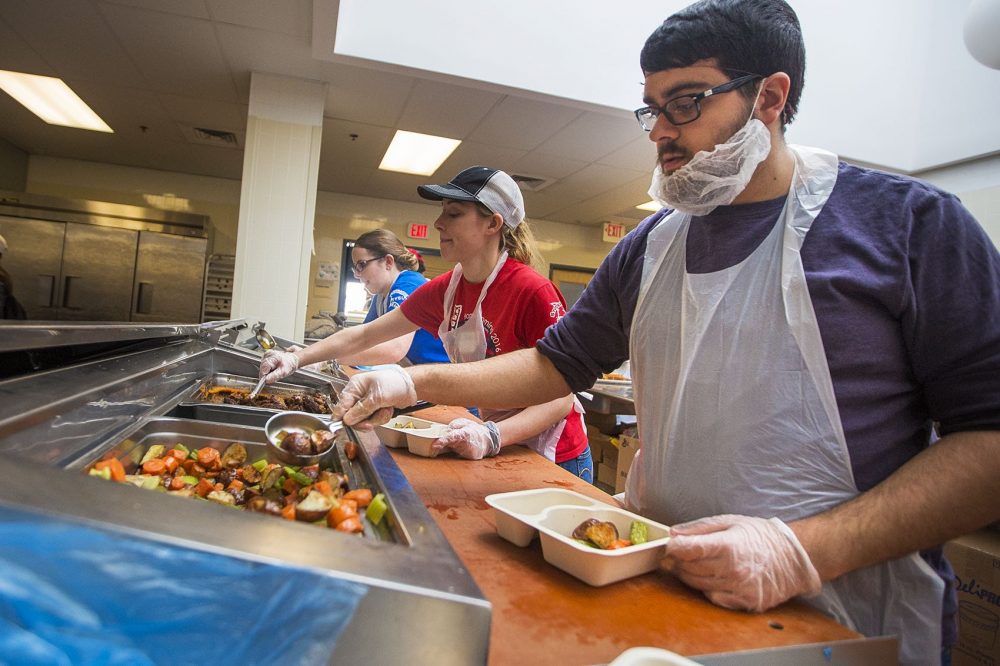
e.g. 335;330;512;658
86;435;388;536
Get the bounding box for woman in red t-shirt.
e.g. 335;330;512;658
259;166;592;480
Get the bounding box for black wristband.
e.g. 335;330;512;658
483;421;502;457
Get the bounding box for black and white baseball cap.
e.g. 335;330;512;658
417;166;525;228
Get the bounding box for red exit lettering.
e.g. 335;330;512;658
407;223;429;239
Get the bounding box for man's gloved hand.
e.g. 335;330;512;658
332;365;417;429
663;514;822;612
433;419;499;459
258;350;299;384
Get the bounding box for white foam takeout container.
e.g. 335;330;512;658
376;416;449;457
485;488;671;586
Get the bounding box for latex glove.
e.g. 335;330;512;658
258;349;299;384
433;419;496;460
663;514;821;612
333;365;417;429
287;345;325;372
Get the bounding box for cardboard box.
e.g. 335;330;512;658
944;529;1000;666
614;434;640;495
596;462;616;487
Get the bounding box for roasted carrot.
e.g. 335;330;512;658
313;480;335;497
280;504;296;521
195;478;215;498
142;459;166;475
327;504;357;527
334;516;363;533
95;458;126;482
342;488;373;507
196;447;221;469
162;456;179;474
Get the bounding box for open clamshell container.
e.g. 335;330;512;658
486;488;671;586
377;416;450;457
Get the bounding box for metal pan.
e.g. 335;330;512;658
87;416;387;541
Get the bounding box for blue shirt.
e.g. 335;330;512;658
364;270;448;365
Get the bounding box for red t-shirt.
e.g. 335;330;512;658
401;259;588;462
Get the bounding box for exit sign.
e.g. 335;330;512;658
603;222;626;243
407;223;429;240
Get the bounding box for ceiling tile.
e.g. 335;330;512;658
207;0;310;36
533;110;640;162
546;174;655;225
509;152;588;181
215;22;323;83
434;141;528;180
320;63;415;127
156;93;247;132
101;3;239;101
598;134;656;171
0;14;51;74
539;162;645;200
320;117;393;173
100;0;210;20
467;95;583;151
398;79;502;139
0;0;146;87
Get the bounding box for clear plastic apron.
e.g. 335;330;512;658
438;252;582;462
626;145;943;664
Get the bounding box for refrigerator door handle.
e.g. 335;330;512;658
62;275;80;309
39;274;57;307
135;281;154;315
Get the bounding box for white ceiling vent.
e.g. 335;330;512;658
510;173;554;192
181;125;242;149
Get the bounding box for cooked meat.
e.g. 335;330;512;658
251;395;286;410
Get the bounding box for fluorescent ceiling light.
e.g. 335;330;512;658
0;70;113;133
636;200;661;211
379;130;460;176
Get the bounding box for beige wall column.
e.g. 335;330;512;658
231;72;326;341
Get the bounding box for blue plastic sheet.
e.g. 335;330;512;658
0;508;367;666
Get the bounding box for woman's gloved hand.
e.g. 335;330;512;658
332;365;417;429
663;514;822;612
258;350;300;384
433;419;500;459
287;345;325;372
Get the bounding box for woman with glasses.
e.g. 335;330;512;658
258;166;591;480
339;228;448;367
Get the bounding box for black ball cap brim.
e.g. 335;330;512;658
416;183;479;202
417;166;499;203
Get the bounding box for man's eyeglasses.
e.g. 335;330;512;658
634;74;763;131
352;255;387;275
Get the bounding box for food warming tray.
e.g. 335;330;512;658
0;321;490;665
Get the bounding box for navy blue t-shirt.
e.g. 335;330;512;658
538;162;1000;646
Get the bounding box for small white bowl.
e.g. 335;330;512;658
535;505;671;587
486;488;602;546
377;416;449;456
404;422;450;457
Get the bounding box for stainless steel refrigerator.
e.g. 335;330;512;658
0;192;208;323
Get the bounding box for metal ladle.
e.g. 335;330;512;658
253;322;282;351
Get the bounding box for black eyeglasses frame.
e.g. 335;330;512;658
634;74;763;131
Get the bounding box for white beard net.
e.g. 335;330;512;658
649;117;772;216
